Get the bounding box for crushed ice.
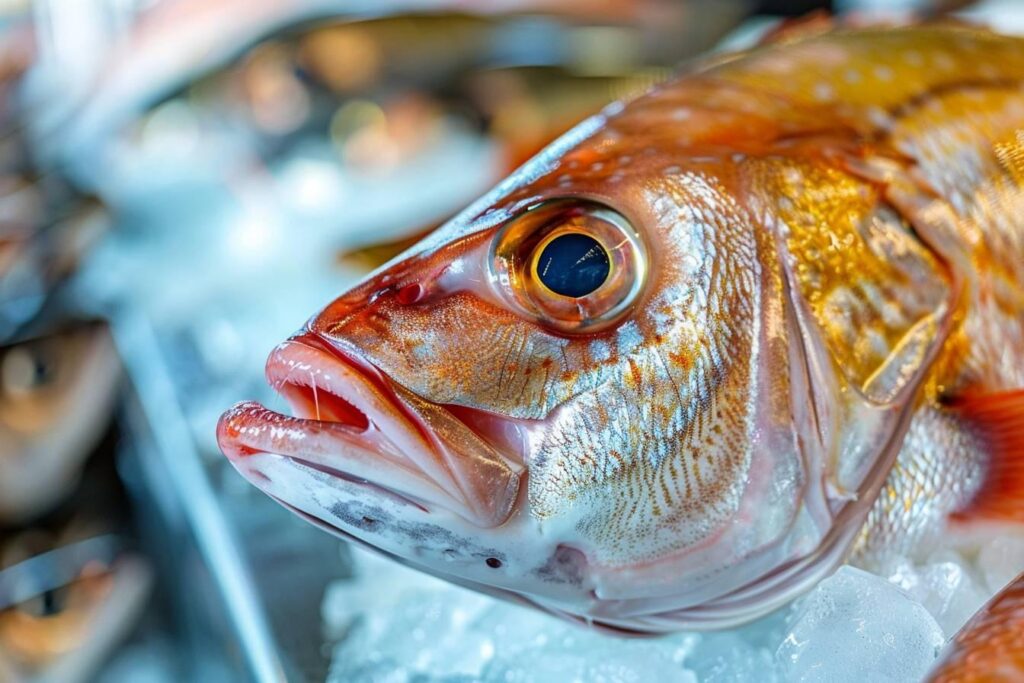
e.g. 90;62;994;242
323;530;1024;682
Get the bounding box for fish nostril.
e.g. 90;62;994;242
396;283;425;306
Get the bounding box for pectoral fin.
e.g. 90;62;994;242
946;390;1024;523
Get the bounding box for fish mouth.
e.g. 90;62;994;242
216;332;524;528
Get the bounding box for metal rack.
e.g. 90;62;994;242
113;310;288;683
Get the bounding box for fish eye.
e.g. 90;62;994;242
531;232;611;298
490;199;647;333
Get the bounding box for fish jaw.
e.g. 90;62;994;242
216;343;601;614
216;333;523;529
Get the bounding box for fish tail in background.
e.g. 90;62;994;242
924;569;1024;682
946;390;1024;524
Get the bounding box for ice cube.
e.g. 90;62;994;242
327;580;495;680
326;548;702;683
685;632;778;683
480;623;698;683
776;565;945;682
685;612;787;683
324;549;494;681
976;530;1024;595
464;596;699;683
883;552;988;636
482;648;698;683
328;548;968;683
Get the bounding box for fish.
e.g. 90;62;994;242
218;23;1024;633
925;569;1024;682
0;323;121;524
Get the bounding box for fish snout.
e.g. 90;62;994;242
216;332;523;528
306;255;447;338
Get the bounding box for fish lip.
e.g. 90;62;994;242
216;400;450;513
216;332;523;527
287;331;532;469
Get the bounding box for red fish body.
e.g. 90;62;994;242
219;23;1024;647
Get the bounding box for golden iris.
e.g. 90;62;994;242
490;199;647;333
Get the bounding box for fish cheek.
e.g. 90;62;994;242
524;172;779;568
330;292;597;420
527;344;755;568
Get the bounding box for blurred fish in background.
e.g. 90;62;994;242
0;0;1020;682
0;5;151;683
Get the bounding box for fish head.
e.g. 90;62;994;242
217;88;950;630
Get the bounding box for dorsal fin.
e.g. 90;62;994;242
756;11;836;46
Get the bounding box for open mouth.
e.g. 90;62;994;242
216;332;523;527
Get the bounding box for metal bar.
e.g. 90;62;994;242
0;535;124;609
111;310;285;683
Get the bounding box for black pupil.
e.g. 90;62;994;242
535;233;610;298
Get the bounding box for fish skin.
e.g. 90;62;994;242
925;570;1024;682
218;24;1024;632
